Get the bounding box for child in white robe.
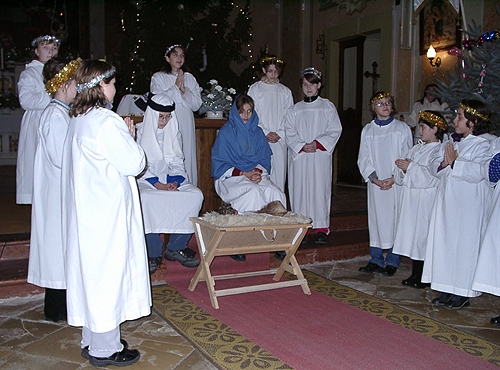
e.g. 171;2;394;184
247;55;293;192
136;93;203;270
285;67;342;245
16;35;60;204
357;91;413;276
393;111;448;289
28;58;80;322
62;60;150;367
472;136;500;325
150;44;202;186
422;99;491;310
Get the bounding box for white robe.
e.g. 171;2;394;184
357;118;413;249
16;60;51;204
247;81;293;191
393;141;441;260
150;71;202;186
285;97;342;229
62;107;151;333
422;135;491;297
27;100;69;289
137;107;203;234
215;165;286;213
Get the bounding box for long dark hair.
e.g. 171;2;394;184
161;45;189;74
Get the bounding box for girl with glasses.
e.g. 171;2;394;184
357;91;413;276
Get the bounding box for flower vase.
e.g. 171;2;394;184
206;110;224;119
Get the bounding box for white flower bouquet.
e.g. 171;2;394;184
198;79;236;116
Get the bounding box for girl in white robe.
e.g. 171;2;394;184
62;60;150;367
285;67;342;245
422;100;491;310
136;93;203;270
247;55;293;191
393;111;448;289
16;35;60;204
472;136;500;325
357;92;413;276
28;58;80;322
150;44;202;186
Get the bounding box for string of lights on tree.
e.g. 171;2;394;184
121;1;255;94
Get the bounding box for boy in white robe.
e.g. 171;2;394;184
472;137;500;325
28;58;80;322
357;92;413;276
285;67;342;244
393;111;448;289
136;93;203;270
422;100;491;310
248;55;293;191
16;35;60;204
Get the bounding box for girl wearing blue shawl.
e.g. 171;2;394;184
211;94;286;214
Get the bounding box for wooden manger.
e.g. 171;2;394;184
189;216;312;309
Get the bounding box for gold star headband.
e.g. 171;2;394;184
260;56;284;66
418;111;448;131
45;58;82;95
459;102;490;122
370;92;392;105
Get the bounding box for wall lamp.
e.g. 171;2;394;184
426;45;441;67
316;34;327;59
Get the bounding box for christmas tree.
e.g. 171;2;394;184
109;0;254;97
435;21;500;132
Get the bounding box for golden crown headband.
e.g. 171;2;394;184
418;111;448;131
459;102;490;122
32;35;61;48
260;56;284;66
45;58;82;95
165;44;182;56
370;92;393;105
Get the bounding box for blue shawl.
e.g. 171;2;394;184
211;101;272;179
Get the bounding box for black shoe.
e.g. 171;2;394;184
401;274;418;286
381;265;397;276
275;251;287;261
315;232;327;245
89;348;140;367
148;259;158;275
183;247;196;258
431;292;453;306
490;315;500;327
408;281;430;289
358;262;383;273
444;295;470;310
230;254;246;262
44;288;67;322
82;339;128;360
164;248;200;268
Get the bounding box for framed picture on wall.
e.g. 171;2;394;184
419;0;461;55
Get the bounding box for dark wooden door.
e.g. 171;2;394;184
336;36;365;186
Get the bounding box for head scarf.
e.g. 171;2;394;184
138;94;184;180
211;97;272;179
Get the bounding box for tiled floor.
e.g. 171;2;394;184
1;256;499;369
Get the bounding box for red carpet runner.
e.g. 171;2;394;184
164;251;495;369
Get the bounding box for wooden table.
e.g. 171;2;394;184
188;217;312;309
